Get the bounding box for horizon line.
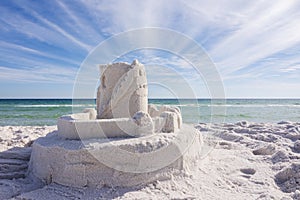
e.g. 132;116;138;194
0;97;300;100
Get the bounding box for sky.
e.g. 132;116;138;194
0;0;299;98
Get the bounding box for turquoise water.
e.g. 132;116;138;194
0;99;299;126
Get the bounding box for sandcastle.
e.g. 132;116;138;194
28;60;203;188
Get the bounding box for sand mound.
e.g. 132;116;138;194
275;163;300;193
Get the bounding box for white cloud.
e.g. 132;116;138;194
23;7;92;51
210;0;300;75
0;41;80;66
0;3;93;51
54;0;104;44
1;0;300;97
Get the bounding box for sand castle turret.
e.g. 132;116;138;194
28;60;202;188
97;60;148;119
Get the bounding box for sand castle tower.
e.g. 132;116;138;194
97;59;148;119
28;60;202;188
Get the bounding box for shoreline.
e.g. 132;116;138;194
0;121;299;199
1;99;299;126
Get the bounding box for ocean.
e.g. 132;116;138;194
0;99;299;126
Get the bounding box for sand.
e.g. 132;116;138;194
0;121;299;199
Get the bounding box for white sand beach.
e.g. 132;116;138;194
0;121;299;200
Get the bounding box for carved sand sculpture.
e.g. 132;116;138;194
28;60;202;187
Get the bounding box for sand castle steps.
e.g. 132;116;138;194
0;147;31;179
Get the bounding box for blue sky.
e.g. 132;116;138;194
0;0;299;98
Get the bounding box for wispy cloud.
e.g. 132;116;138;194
54;0;104;44
0;65;77;83
0;0;299;97
0;41;80;66
210;0;300;74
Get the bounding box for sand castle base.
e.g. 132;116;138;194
28;124;202;188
